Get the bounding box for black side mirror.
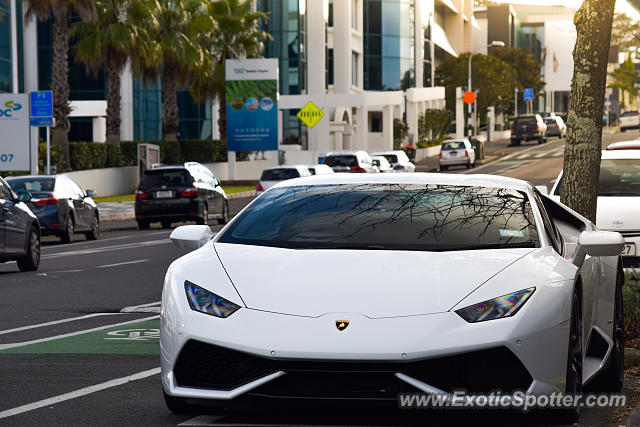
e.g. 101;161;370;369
17;191;32;203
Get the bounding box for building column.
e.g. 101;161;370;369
332;0;351;94
306;0;328;157
382;105;394;150
456;87;464;138
353;107;367;150
407;101;419;143
23;1;39;174
120;61;134;141
10;0;19;93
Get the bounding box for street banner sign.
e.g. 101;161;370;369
297;101;324;128
463;91;476;105
30;91;53;118
30;117;54;126
0;94;30;171
523;88;534;102
225;59;279;151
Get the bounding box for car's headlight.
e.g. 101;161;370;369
184;281;240;318
455;288;535;323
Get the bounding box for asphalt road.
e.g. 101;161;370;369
1;132;639;426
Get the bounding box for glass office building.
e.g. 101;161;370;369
0;0;24;93
363;0;415;91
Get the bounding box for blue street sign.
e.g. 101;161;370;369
30;117;54;127
523;88;534;102
30;91;53;118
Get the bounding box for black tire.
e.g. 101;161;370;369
511;139;521;146
621;127;626;132
556;287;583;423
466;160;472;169
440;165;448;171
137;220;150;230
218;201;229;225
163;391;195;414
60;215;74;244
538;137;544;144
17;228;40;272
196;203;208;225
85;214;99;240
161;221;172;229
591;263;624;392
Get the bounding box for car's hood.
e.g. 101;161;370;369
214;243;535;318
596;196;640;231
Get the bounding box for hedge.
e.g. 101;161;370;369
67;139;235;171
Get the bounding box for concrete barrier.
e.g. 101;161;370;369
65;166;139;197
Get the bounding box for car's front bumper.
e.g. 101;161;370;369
161;276;574;403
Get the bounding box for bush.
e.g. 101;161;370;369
69;142;92;171
105;144;123;167
624;272;640;342
88;143;108;169
38;143;65;174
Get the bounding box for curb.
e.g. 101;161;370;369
226;190;255;199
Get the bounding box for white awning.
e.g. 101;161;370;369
437;0;459;14
432;22;458;57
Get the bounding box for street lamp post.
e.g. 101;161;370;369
467;40;505;138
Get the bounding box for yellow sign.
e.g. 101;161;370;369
297;101;325;128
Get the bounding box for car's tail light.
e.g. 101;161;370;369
555;124;559;128
465;150;469;157
536;124;540;131
256;182;264;191
33;196;58;205
350;166;366;172
135;190;148;199
510;125;514;132
180;188;198;198
439;152;443;159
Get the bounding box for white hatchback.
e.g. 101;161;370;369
550;149;640;267
439;139;476;170
256;165;311;196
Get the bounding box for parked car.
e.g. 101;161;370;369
6;175;99;243
256;165;311;196
371;155;394;173
606;141;640;150
619;110;639;132
371;150;416;172
323;151;379;173
543;116;566;138
550;149;640;267
162;173;624;423
439;139;476;170
306;164;335;175
0;176;40;271
134;162;228;230
510;114;547;145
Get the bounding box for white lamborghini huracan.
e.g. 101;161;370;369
160;173;624;419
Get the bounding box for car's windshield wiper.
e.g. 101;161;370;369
441;241;538;251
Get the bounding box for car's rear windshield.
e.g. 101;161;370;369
544;118;556;124
142;169;193;186
218;184;540;251
554;158;640;197
6;177;55;192
514;117;537;124
621;111;639;117
261;168;301;181
324;155;358;167
379;154;398;163
441;141;465;150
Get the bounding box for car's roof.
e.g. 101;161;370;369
601;149;640;159
325;151;367;155
263;165;307;170
270;172;534;192
371;150;405;155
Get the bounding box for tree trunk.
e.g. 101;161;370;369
51;4;72;168
561;0;615;223
106;56;122;145
217;59;227;140
162;65;179;141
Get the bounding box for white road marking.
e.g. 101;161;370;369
0;313;121;335
96;259;150;269
0;367;160;419
516;153;531;160
0;315;159;351
179;417;384;427
534;151;549;158
120;301;162;313
42;239;169;260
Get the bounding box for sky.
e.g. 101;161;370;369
492;0;640;20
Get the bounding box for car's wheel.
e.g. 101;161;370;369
440;165;448;171
163;391;195;414
466;160;472;169
161;221;172;229
558;287;583;423
218;201;229;225
60;215;74;244
17;228;40;272
196;203;209;225
511;139;521;146
591;264;624;392
538;137;544;144
137;220;150;230
621;127;626;132
85;214;99;240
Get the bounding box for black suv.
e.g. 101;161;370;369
134;162;229;230
510;114;547;145
0;176;40;271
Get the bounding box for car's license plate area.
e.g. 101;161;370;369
155;190;174;199
623;243;636;256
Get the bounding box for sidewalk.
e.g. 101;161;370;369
98;190;256;222
415;137;512;172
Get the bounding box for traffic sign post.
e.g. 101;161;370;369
29;91;54;175
523;88;534;114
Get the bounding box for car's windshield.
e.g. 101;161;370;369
324;155;358;167
621;111;638;117
379;154;398;164
218;184;540;251
441;141;465;150
554;158;640;196
261;168;301;181
6;177;55;192
142;169;193;187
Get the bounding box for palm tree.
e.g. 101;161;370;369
135;0;214;141
608;56;638;110
25;0;96;167
70;0;147;144
190;0;270;139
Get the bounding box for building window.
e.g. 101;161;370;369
328;0;334;27
352;0;358;30
352;52;358;87
327;48;334;86
369;111;382;132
